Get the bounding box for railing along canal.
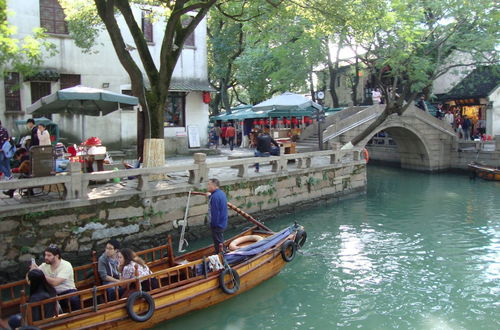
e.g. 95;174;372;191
0;148;364;206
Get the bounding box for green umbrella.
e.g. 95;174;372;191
26;86;139;140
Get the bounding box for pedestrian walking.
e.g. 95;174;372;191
225;123;236;151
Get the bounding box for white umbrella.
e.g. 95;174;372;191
252;92;322;112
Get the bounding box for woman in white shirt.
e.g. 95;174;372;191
118;248;158;292
37;124;51;146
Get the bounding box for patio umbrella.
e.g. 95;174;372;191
26;85;139;140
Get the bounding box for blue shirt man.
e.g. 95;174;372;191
208;178;228;253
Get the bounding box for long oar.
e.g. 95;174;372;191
178;190;191;252
191;191;272;232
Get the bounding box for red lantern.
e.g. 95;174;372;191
259;119;265;125
202;91;211;104
253;120;258;125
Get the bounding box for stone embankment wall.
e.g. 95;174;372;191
0;162;366;282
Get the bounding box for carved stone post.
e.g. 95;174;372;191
189;153;208;186
67;162;87;200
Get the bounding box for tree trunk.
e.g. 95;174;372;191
351;57;360;106
350;106;389;146
210;92;221;116
309;67;316;102
143;138;166;180
220;78;231;113
329;69;339;108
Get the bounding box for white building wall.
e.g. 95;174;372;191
1;0;210;151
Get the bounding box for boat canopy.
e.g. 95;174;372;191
225;226;294;265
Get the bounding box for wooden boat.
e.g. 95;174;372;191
468;163;500;181
0;195;307;329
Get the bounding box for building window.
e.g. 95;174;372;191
142;10;153;43
60;74;81;89
182;17;195;47
4;72;21;112
164;92;186;127
40;0;69;35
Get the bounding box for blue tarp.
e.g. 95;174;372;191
224;226;294;265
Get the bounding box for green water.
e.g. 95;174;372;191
157;166;500;330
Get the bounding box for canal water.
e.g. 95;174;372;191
157;166;499;330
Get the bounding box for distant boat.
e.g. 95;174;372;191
0;197;307;329
468;163;500;181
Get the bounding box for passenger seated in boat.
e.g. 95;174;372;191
31;245;81;312
98;239;123;301
8;269;58;328
118;248;158;292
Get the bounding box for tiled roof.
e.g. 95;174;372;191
169;79;216;92
443;65;500;100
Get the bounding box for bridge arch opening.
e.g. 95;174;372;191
364;126;431;171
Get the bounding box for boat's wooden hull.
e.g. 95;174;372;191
468;164;500;181
41;237;291;329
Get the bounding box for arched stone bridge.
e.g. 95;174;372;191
322;105;457;171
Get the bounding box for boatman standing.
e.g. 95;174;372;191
207;178;228;253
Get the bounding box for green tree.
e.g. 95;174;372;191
208;1;324;110
0;0;56;76
61;0;216;166
306;0;498;147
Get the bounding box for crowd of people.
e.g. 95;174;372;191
431;104;488;141
0;119;53;183
3;242;157;328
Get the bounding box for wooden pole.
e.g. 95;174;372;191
191;191;273;232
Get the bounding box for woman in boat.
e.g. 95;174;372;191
118;248;158;292
7;269;57;328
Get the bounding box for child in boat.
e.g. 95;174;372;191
118;248;158;292
7;269;58;328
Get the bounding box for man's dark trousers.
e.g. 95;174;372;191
211;227;224;253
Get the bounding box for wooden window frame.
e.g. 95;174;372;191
39;0;69;35
142;10;153;43
4;72;22;112
164;92;186;128
182;17;195;48
59;74;81;90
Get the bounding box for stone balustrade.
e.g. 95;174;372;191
0;148;364;215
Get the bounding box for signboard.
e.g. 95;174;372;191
187;125;201;148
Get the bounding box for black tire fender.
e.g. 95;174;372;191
126;291;155;322
281;240;296;262
219;268;240;294
294;230;307;249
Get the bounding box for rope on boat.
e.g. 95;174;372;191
178;190;191;253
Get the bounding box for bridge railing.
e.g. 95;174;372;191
322;105;384;143
458;140;497;152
